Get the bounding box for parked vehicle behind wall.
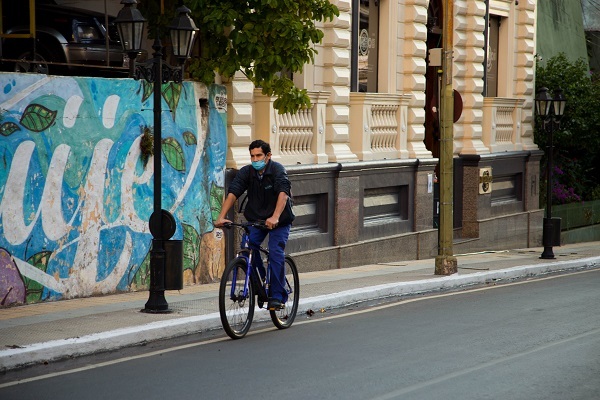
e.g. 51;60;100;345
0;0;130;77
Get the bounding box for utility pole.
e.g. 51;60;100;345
435;0;458;275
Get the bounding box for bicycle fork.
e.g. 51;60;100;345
229;254;251;303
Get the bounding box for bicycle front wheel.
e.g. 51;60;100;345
219;257;255;339
270;255;300;329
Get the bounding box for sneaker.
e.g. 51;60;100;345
267;298;284;311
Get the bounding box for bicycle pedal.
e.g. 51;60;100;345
267;304;285;311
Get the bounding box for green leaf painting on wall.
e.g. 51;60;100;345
183;223;200;273
0;122;20;137
162;137;185;172
141;82;181;118
142;81;153;103
24;251;51;303
130;251;150;290
210;183;225;222
183;131;197;145
162;82;182;121
20;104;57;132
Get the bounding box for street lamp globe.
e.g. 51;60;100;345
535;87;552;118
168;5;199;62
553;88;567;120
114;0;146;53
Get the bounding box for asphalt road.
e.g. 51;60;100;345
2;269;599;400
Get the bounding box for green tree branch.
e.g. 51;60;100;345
139;0;338;114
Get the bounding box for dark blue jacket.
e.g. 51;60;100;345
228;160;294;225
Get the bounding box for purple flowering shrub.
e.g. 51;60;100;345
550;165;582;205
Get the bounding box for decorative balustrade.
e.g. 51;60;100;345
349;93;410;160
254;90;330;165
482;97;524;153
370;103;400;152
278;108;313;155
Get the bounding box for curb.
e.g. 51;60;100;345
298;256;600;313
2;256;599;372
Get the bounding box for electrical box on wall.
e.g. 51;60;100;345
428;48;442;67
479;168;493;194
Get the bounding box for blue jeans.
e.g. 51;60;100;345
248;224;291;303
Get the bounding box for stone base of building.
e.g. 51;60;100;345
224;150;544;272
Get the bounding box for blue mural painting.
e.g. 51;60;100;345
0;73;227;306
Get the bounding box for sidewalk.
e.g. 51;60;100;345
1;241;600;371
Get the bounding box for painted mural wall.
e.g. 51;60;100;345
0;73;227;306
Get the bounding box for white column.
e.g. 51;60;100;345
514;0;538;151
225;72;255;169
402;0;433;159
322;0;358;162
454;0;490;155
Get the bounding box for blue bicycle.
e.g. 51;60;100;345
218;222;300;339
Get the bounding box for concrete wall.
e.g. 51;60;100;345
281;148;542;272
0;74;227;306
536;0;589;65
224;159;440;272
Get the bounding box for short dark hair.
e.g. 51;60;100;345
249;139;271;154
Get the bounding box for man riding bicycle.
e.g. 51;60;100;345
215;140;294;311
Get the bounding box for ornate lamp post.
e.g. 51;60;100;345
115;0;198;312
535;87;566;260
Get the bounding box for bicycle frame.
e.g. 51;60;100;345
229;225;270;304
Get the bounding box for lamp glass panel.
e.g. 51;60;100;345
171;29;194;58
188;30;198;56
536;99;551;117
132;21;144;51
554;99;566;117
544;100;552;116
117;21;144;52
117;23;134;51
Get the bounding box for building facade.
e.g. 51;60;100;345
224;0;543;271
0;0;544;306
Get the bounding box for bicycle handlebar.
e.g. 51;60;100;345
222;221;268;230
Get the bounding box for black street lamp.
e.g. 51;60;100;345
115;0;198;312
114;0;146;76
535;87;566;260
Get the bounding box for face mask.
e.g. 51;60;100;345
252;159;266;171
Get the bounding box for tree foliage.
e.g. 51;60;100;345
139;0;339;114
535;53;600;202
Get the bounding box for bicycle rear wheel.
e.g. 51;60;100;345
219;257;255;339
270;255;300;329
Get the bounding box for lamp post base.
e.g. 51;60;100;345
142;241;171;313
540;217;555;260
142;291;171;313
540;248;555;260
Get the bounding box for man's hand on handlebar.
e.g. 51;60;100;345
214;217;232;228
265;216;279;230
